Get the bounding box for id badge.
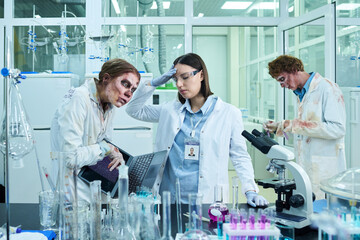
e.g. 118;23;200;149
184;138;200;161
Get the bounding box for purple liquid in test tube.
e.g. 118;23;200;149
260;214;267;229
230;211;239;230
248;214;255;240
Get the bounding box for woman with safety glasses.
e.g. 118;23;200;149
126;53;267;206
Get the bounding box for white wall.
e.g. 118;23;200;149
193;35;228;102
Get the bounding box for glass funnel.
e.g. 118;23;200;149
0;78;34;168
181;193;209;240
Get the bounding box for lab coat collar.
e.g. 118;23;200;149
297;72;322;107
182;95;216;114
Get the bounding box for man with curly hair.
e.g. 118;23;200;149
263;55;346;199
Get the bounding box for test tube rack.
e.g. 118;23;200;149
223;223;280;239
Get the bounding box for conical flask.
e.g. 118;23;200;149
0;78;34;168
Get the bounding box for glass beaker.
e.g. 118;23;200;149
0;78;34;168
208;185;229;222
181;193;209;240
39;190;59;230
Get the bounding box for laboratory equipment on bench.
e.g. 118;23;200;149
180;193;209;240
176;178;183;234
241;129;314;229
161;191;174;240
231;176;240;212
0;68;34;168
314;168;360;239
90;180;101;240
222;207;280;239
116;165;136;240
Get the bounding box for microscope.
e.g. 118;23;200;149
242;129;313;229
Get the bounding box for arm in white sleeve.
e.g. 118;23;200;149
57;94;104;169
126;80;163;123
229;108;259;195
284;85;346;140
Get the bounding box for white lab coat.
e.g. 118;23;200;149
126;81;259;203
50;79;114;202
284;73;346;199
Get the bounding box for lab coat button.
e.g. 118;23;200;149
200;175;203;178
168;146;170;149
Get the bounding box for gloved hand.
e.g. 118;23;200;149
246;191;269;207
150;65;177;87
108;147;125;171
263;121;280;134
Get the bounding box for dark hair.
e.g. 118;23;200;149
98;58;140;83
268;55;304;79
173;53;213;104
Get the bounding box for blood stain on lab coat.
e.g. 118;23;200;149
293;119;318;129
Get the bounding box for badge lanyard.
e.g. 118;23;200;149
184;101;214;160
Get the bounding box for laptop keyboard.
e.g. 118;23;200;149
128;153;155;193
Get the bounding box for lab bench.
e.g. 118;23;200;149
0;203;318;239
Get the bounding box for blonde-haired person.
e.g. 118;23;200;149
126;53;268;207
51;58;140;202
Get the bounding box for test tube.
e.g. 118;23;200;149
248;208;255;229
232;176;239;211
217;214;223;239
230;209;239;230
239;209;247;230
248;209;256;240
258;209;267;229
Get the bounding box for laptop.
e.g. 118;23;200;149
78;142;168;198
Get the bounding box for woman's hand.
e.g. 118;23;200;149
150;65;177;87
107;148;125;171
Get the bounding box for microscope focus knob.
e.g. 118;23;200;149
289;194;305;208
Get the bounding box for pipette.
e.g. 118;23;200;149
42;166;56;193
175;178;183;233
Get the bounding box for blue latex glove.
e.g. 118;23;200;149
246;191;269;207
150;65;177;87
